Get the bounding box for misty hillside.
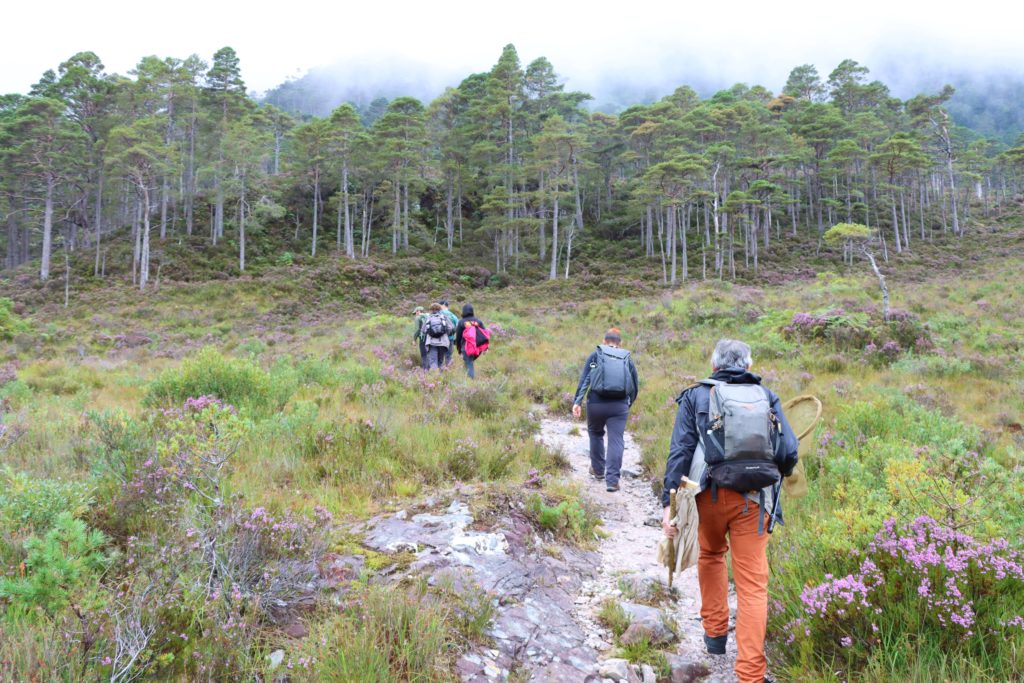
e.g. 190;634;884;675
261;55;1024;143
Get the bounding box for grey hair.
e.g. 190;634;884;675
711;339;752;370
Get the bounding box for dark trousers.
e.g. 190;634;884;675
426;346;446;371
442;343;454;367
586;399;630;486
462;351;476;379
418;339;428;369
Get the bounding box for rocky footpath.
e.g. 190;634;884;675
538;417;738;683
344;414;747;682
353;491;602;681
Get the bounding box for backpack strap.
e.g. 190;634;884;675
757;489;766;535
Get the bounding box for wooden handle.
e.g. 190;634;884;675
667;488;678;587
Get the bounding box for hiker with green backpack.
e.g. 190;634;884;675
439;300;460;367
660;339;798;683
571;328;639;493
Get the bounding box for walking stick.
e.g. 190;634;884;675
766;482;783;534
667;488;678;588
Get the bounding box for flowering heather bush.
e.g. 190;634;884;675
783;307;932;353
863;340;902;367
781;516;1024;674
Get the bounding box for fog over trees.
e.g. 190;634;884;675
4;45;1024;286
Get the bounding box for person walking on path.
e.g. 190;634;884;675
411;306;428;369
439;300;460;367
661;339;798;683
454;304;488;379
571;328;639;493
422;303;454;371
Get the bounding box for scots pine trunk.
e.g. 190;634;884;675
392;177;400;254
185;104;196;235
94;171;103;276
538;172;546;259
549;192;559;280
344;161;354;258
239;175;246;272
669;204;677;285
311;173;320;257
40;176;55;281
403;182;410;250
890;196;902;253
140;183;151;290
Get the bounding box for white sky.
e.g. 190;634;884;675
3;0;1022;96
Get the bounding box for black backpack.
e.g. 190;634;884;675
425;313;448;339
698;380;783;495
589;345;635;399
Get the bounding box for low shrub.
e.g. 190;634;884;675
146;347;276;414
597;599;631;638
526;492;601;545
0;297;30;340
892;354;974;377
0;467;93;541
0;512;111;614
776;516;1024;679
296;584;460;682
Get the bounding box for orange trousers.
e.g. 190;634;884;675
696;488;770;683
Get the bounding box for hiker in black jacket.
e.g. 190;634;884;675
572;328;639;492
454;304;487;379
660;339;798;683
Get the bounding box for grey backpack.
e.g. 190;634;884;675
698;380;783;494
590;345;635;400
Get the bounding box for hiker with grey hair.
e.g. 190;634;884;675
661;339;798;683
572;328;639;492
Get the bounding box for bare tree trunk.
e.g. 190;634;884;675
549;191;559;280
336;189;343;251
239;174;246;272
891;196;902;253
139;183;151;290
392;177;400;254
160;176;169;240
311;174;320;257
681;203;689;280
538;171;546;259
403;182;410;250
669;204;677;285
185;98;197;235
213;178;223;245
900;191;909;249
862;247;889;320
646;205;654;257
40;176;55;281
343;162;354;258
93;172;103;276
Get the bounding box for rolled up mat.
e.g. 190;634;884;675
780;395;822;498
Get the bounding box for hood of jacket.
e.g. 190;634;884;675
710;367;762;385
461;304;474;317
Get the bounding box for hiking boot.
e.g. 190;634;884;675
606;483;620;492
703;633;727;655
589;467;603;481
